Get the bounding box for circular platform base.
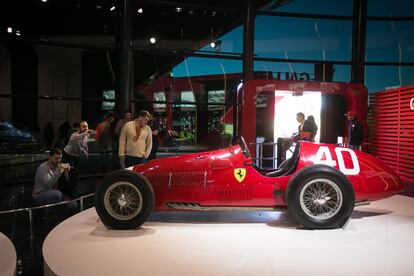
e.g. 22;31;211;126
44;195;414;276
0;233;16;276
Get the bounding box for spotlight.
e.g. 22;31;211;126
7;27;12;33
16;30;21;36
110;6;115;11
41;0;47;2
137;8;143;13
149;37;157;44
175;7;182;13
210;39;222;51
212;11;216;16
96;5;102;9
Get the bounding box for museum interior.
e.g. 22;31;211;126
1;0;414;275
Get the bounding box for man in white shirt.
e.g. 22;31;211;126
119;110;152;167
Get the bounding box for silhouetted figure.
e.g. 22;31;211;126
304;115;318;142
345;110;363;150
56;121;71;149
44;122;54;148
148;114;160;161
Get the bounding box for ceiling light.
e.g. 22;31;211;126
188;10;194;15
149;37;157;44
212;11;216;16
175;7;182;13
138;8;143;13
96;5;102;9
210;39;222;51
110;6;115;11
41;0;47;2
16;30;21;36
7;27;12;33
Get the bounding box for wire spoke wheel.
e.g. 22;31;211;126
104;181;143;221
299;178;343;220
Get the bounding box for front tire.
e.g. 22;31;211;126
286;165;355;229
95;170;155;230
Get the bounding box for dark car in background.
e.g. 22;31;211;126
0;121;44;152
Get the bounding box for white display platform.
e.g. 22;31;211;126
43;195;414;276
0;232;17;276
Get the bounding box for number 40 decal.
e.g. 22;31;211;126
313;146;360;175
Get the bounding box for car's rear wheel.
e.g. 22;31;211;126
95;170;154;230
286;165;355;229
0;142;12;153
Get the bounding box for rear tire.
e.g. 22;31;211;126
286;165;355;229
0;142;12;153
95;170;155;230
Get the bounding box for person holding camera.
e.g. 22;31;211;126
62;120;93;169
32;148;77;209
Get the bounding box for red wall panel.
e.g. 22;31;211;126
368;85;414;185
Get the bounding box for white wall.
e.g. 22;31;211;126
36;45;82;141
0;44;12;120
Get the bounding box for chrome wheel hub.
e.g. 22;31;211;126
104;181;143;221
299;179;343;220
117;194;127;207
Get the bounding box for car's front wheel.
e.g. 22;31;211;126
286;165;355;229
95;170;154;230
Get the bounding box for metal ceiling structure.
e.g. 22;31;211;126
0;0;274;112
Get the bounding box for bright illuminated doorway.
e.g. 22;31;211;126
274;90;322;143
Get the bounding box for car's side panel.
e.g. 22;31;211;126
132;142;404;211
134;146;281;210
294;142;404;202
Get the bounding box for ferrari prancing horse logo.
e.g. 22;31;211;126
234;168;246;182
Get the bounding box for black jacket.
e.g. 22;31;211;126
348;119;363;146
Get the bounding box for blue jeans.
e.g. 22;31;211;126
33;190;78;210
125;156;146;168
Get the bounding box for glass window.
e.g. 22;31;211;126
102;90;115;111
253;62;351;83
254;16;352;61
136;57;240;150
208;90;225;111
180;91;195;107
153;91;166;112
259;0;353;16
365;65;414;92
172;57;242;77
368;0;414;16
366;21;414;62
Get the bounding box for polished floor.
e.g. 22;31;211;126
44;195;414;276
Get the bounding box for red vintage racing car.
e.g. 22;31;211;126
95;138;404;229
